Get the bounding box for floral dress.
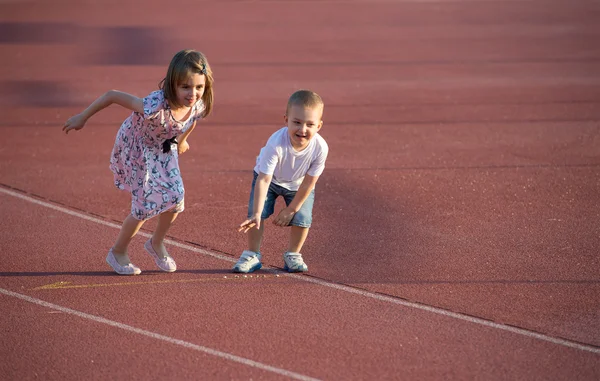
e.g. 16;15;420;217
109;90;203;220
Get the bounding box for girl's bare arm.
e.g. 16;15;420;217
178;120;196;143
63;90;144;134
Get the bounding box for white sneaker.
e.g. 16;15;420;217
283;252;308;272
232;250;262;273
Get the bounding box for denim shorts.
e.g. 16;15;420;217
247;171;315;228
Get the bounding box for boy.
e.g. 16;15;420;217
235;90;329;273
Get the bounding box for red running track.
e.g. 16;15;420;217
1;0;599;380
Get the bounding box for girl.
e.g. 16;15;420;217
62;49;214;275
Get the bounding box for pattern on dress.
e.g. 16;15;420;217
109;90;203;220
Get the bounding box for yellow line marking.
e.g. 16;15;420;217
33;275;280;290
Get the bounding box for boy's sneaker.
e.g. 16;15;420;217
283;252;308;272
232;250;262;273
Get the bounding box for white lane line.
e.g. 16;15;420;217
0;187;236;263
0;287;320;381
2;186;599;355
292;274;600;354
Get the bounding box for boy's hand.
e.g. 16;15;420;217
62;113;87;134
178;140;190;155
273;207;296;227
238;215;261;233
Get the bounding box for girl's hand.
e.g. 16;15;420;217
238;215;261;233
178;140;190;155
273;207;295;227
62;113;87;134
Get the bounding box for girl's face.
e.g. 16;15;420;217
175;72;206;108
285;104;323;151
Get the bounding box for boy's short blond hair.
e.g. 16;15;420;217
286;90;324;116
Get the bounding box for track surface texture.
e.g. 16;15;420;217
1;0;599;380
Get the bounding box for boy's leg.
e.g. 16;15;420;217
233;218;264;273
233;172;277;273
112;214;146;265
282;189;314;272
245;171;277;254
288;226;309;253
248;222;265;253
232;222;266;273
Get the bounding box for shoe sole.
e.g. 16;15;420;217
283;263;308;273
232;263;262;273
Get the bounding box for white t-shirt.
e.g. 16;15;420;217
254;127;329;191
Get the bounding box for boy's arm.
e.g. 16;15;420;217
239;172;273;232
273;174;319;227
63;90;143;134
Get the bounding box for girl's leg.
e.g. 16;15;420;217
112;214;145;265
288;226;309;253
248;222;266;253
149;210;179;258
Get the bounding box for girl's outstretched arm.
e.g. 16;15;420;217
62;90;144;134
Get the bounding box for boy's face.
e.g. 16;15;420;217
285;104;323;150
175;72;206;108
